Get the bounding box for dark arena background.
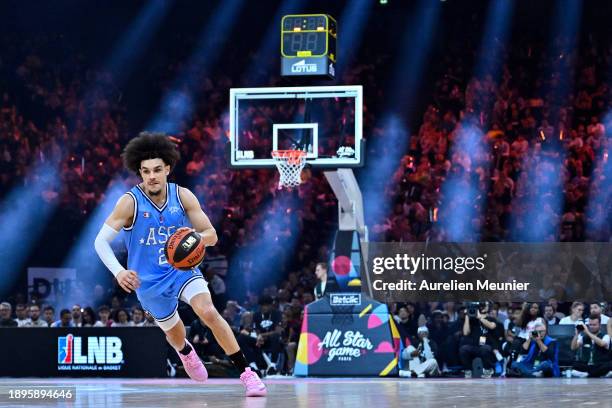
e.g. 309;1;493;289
0;0;611;407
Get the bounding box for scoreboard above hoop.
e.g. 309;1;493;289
281;14;336;79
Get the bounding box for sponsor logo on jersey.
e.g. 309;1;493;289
143;212;150;218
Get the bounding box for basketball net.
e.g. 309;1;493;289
271;150;306;189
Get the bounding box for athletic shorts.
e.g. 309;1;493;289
136;269;209;324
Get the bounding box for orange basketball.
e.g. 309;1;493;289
164;228;206;270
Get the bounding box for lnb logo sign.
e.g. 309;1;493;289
291;59;317;73
58;334;123;368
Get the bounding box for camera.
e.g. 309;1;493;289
531;331;539;338
466;302;487;318
576;323;585;332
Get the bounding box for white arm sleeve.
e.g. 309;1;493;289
94;223;125;278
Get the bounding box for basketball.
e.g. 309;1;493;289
164;228;205;270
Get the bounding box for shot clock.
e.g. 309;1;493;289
281;14;336;79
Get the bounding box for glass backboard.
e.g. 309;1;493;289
228;85;363;168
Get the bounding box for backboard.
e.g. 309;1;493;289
228;85;363;168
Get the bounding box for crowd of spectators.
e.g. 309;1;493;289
395;300;612;379
375;33;610;243
0;6;610;380
1;295;611;378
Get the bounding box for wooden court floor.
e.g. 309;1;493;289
1;377;611;408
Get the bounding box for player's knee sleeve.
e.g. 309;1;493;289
156;312;181;332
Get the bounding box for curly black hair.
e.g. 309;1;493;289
121;132;180;174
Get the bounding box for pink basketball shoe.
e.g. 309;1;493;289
177;340;208;382
240;367;267;397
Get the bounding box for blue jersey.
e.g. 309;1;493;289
123;182;188;289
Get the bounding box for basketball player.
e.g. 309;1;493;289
94;132;266;396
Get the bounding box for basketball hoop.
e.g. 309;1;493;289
271;150;306;189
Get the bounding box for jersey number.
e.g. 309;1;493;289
158;248;168;266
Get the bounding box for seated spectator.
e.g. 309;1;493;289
399;326;440;378
569;316;612;378
111;308;132;327
543;304;560;325
131;307;145;327
588;302;609;325
559;302;585;325
81;307;103;327
51;309;74;327
253;296;283;375
510;321;560;377
0;302;17;327
238;297;284;377
24;304;48;327
43;306;55;327
97;305;113;327
14;303;31;327
459;303;498;378
517;302;544;337
71;304;83;327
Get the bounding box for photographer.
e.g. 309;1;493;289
510;321;560;377
459;302;498;378
569;315;611;377
399;326;440;378
501;307;525;368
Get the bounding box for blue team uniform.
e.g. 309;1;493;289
123;182;206;322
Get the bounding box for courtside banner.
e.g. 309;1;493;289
0;327;166;377
361;243;612;302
